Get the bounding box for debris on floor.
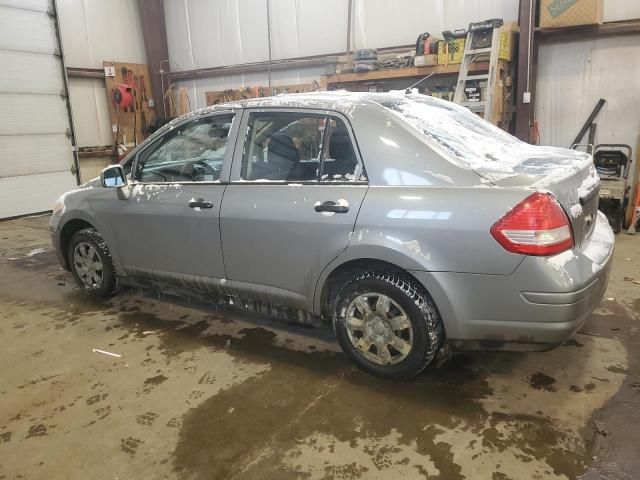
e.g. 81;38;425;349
92;348;122;358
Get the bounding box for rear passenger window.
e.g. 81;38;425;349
321;118;362;182
241;112;325;181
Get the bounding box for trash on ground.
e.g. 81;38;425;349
623;276;640;285
92;348;122;358
142;331;155;335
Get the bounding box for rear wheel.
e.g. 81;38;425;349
67;228;118;297
333;272;444;380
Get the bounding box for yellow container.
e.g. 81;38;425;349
498;30;516;62
437;39;465;65
438;24;516;65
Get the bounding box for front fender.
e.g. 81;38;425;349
54;188;125;275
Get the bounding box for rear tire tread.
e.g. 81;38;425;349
333;271;444;380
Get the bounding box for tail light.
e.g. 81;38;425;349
490;192;573;256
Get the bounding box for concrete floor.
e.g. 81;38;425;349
0;216;639;480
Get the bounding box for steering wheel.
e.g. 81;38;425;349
194;160;217;175
180;160;217;181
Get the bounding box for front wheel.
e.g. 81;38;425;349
67;228;119;297
333;272;444;380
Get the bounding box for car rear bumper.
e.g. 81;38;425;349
412;211;615;350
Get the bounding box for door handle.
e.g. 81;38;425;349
188;198;214;209
314;200;349;214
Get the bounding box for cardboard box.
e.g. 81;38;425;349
437;38;465;65
539;0;603;28
414;54;438;67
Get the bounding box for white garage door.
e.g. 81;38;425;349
0;0;78;219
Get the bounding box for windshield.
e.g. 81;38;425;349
381;93;588;181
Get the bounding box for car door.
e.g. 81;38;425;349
220;109;368;311
107;110;239;285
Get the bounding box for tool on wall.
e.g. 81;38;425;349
453;19;503;122
104;61;156;157
112;84;134;111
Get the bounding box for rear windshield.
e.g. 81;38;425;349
382;95;524;169
381;93;580;179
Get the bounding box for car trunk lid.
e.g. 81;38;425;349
484;149;600;248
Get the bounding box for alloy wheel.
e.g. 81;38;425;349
345;292;413;365
73;241;103;288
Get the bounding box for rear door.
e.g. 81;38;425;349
220;109;367;310
106;110;239;283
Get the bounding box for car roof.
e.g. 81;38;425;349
191;90;443;118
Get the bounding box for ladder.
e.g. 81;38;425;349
453;19;503;123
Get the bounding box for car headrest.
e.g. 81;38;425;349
268;133;299;162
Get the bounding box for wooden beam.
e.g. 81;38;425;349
137;0;169;118
536;19;640;40
166;44;416;82
322;62;490;86
78;148;113;158
514;0;538;142
66;67;103;79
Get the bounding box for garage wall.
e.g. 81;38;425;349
57;0;147;182
0;0;78;218
534;0;640;148
352;0;518;50
165;0;519;109
535;35;640;149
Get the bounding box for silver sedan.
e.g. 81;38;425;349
50;91;614;379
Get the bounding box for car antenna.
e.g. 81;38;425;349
405;73;435;93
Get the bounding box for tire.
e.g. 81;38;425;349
332;272;444;380
67;228;119;297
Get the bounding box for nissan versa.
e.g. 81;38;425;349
50;91;614;379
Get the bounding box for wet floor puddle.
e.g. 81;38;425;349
1;252;630;479
99;294;625;480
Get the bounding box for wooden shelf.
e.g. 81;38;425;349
78;148;113;158
535;19;640;40
321;62;490;87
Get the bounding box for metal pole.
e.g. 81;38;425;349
515;0;538;142
51;0;81;185
266;0;273;87
346;0;353;54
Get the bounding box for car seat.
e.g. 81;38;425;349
325;131;356;180
267;133;298;180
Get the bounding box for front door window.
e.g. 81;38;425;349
135;114;234;183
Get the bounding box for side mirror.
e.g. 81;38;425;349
100;164;127;188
